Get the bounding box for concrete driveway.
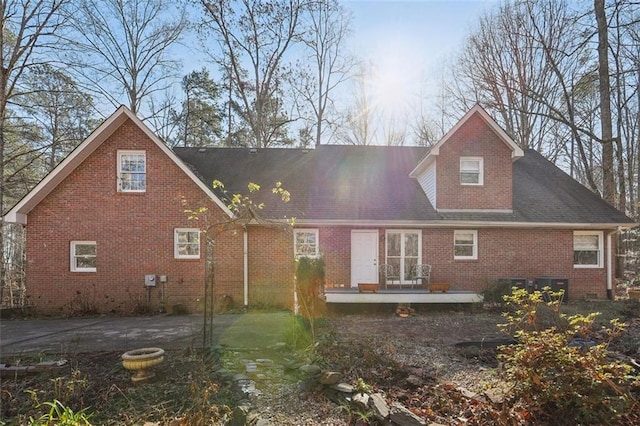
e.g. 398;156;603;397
0;312;294;356
1;314;216;355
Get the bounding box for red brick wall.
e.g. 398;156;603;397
437;112;513;210
247;227;295;308
320;227;383;288
422;227;608;299
315;226;609;300
25;118;244;315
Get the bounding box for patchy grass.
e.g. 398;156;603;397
216;311;292;349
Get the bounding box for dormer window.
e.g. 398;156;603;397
460;157;483;185
118;150;146;192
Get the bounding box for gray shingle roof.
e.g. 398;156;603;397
512;149;632;224
173;145;634;226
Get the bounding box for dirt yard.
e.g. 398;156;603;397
2;302;639;425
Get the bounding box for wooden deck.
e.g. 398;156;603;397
325;288;483;304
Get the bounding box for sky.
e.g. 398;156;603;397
179;1;498;142
342;0;496;118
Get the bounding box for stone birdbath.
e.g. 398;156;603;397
121;347;165;382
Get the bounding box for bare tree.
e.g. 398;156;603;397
64;0;187;115
450;1;562;153
594;0;615;204
612;5;640;218
520;0;602;192
337;63;378;145
448;0;611;194
0;0;68;304
199;0;303;148
21;64;96;171
293;0;354;146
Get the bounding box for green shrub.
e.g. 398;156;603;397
282;315;313;352
481;279;513;307
295;256;326;343
499;288;638;424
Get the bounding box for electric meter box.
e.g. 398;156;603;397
144;274;157;287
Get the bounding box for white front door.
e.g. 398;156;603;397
351;230;379;287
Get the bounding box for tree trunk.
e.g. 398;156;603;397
595;0;615;205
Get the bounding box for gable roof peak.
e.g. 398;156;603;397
4;106;233;224
410;104;524;177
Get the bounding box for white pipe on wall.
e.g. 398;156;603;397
606;229;618;299
243;228;249;307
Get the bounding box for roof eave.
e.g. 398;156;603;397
263;218;636;229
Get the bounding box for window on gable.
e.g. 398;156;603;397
460;157;483;185
175;228;201;259
118;150;146;192
294;229;319;257
71;241;97;272
454;230;477;260
573;231;603;268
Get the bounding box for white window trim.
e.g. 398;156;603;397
573;231;603;268
174;228;201;259
70;241;97;272
460;157;484;186
454;230;478;260
117;150;146;193
294;228;320;258
385;229;422;284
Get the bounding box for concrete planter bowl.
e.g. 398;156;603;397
121;347;165;382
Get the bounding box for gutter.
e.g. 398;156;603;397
606;227;621;300
256;219;637;230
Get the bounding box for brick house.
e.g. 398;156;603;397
4;105;635;314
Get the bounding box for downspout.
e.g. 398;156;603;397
243;227;249;308
606;228;619;300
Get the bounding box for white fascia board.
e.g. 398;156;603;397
262;219;636;230
409;104;524;178
3;106;233;225
437;209;514;214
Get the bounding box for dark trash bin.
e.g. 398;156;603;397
498;277;528;292
536;277;569;303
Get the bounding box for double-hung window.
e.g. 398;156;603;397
460;157;483;185
386;230;421;283
118;150;146;192
454;230;478;260
573;231;603;268
175;228;200;259
71;241;97;272
294;229;319;258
